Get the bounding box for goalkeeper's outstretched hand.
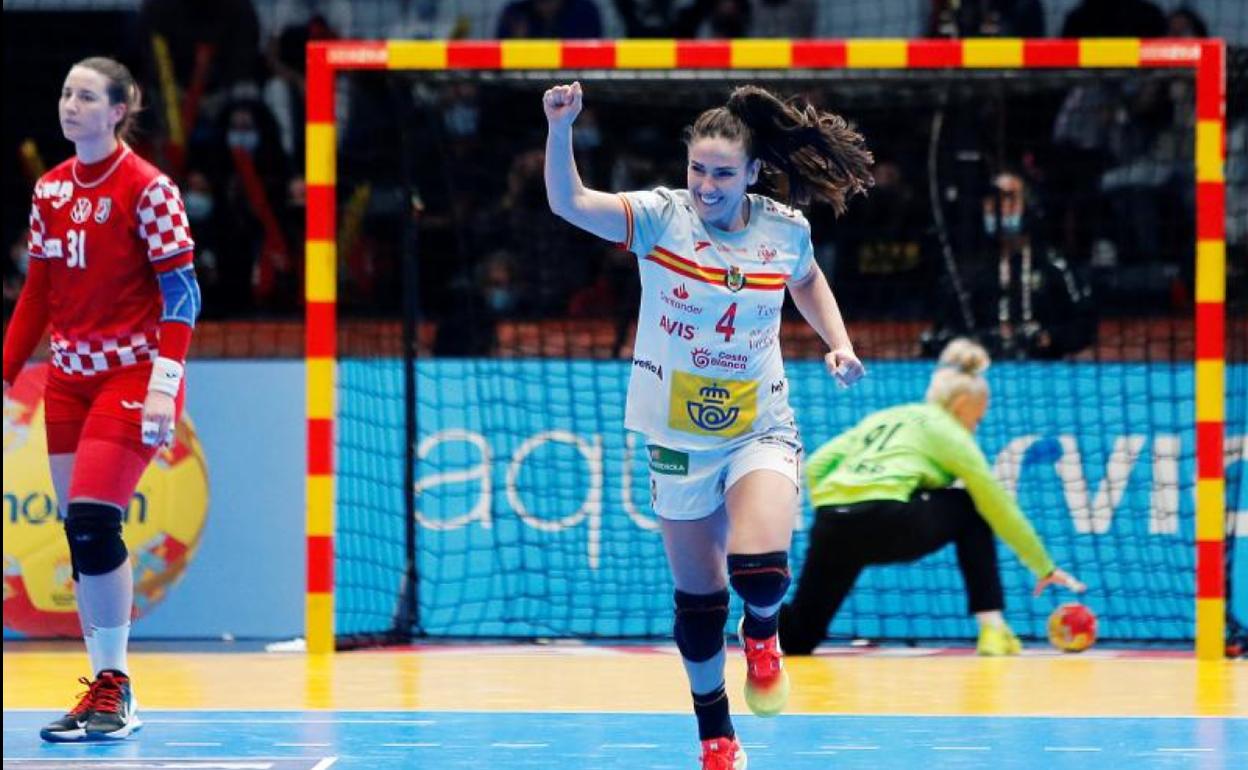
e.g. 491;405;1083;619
1033;567;1086;596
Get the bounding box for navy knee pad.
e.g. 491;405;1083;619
728;551;791;608
673;589;729;662
64;501;127;578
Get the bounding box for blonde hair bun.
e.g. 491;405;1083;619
937;337;990;377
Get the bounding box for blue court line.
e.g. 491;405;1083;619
3;711;1245;769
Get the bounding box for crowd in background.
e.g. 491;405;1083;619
1;0;1245;359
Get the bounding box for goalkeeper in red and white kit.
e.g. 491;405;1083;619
2;56;201;742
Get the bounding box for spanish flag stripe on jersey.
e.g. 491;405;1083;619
645;251;787;290
652;245;788;281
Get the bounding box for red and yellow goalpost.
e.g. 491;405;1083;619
304;38;1228;658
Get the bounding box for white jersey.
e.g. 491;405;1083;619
620;187;817;451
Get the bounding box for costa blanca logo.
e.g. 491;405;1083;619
673;284;690;300
93;197;112;224
687;382;739;433
725;265;746;293
757;304;780;319
691;348;748;372
756;244;777;264
70;198;92;224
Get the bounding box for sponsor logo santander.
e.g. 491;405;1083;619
661;285;702;315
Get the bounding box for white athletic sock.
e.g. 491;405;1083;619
92;624;131;676
975;610;1006;630
77;562;133;676
83;628;102;678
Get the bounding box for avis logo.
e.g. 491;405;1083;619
673;284;690;300
687;383;738;433
659;315;695;340
695;241;712;252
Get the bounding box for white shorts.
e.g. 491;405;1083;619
646;426;803;522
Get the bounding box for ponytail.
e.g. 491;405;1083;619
687;85;875;215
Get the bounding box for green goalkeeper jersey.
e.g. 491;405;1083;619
805;402;1055;577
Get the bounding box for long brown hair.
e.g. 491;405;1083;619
72;56;142;144
685;85;874;216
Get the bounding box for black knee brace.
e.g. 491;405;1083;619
728;551;791;608
64;501;128;579
673;589;729;662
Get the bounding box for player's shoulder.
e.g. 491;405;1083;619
630;187;698;224
645;186;693;209
121;150;174;191
874;402;922;424
41;157;76;181
911;402;969;439
34;158;74;188
31;161;75;205
753;195;811;239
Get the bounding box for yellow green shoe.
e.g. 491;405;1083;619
976;624;1023;656
738;618;790;717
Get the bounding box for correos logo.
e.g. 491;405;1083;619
3;364;210;637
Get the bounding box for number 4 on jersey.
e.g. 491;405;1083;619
715;302;737;342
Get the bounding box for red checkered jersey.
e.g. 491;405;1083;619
27;143;195;376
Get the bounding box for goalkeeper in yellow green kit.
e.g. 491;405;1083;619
778;338;1086;656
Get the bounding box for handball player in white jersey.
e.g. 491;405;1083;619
543;81;873;770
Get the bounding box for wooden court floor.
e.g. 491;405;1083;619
3;643;1246;769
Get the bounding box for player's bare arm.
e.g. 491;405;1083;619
543;82;628;244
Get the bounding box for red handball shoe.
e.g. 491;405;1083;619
700;735;747;770
738;618;790;717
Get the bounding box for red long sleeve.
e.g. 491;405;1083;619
157;318;193;364
3;258;50;386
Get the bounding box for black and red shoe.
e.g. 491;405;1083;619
39;676;99;742
84;670;143;740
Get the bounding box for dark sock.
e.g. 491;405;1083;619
692;684;733;741
742;605;778;640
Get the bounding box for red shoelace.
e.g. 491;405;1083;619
68;677;99;717
92;675;127;714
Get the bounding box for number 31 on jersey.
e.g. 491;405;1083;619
66;228;87;269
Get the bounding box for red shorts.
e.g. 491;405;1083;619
43;363;186;456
